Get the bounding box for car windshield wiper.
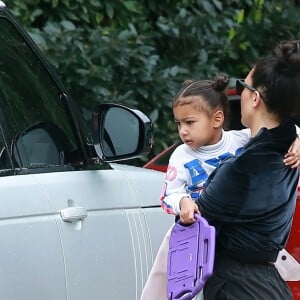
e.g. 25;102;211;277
27;163;69;169
14;163;75;175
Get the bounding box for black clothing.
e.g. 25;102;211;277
203;256;293;300
197;120;298;262
197;120;298;300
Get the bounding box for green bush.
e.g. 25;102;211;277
8;0;300;163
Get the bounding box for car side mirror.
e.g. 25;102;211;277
92;103;153;162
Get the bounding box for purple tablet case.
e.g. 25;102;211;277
167;214;216;300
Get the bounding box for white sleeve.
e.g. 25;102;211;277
160;149;190;215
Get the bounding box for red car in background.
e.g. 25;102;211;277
144;88;300;298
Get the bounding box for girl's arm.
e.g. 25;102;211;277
160;148;191;215
284;138;300;168
284;126;300;168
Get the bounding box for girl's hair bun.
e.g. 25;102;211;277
212;74;229;92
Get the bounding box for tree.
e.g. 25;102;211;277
8;0;300;162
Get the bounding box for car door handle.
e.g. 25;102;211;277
60;206;87;222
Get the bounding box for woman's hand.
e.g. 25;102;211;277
179;197;200;224
284;137;300;168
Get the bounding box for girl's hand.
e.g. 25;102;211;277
284;138;300;168
179;197;200;224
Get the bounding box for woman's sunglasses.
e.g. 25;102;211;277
236;79;257;96
236;79;267;103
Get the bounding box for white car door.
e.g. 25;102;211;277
35;169;147;300
0;173;66;299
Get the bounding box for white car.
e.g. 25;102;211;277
0;2;173;299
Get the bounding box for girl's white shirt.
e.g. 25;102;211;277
160;128;251;215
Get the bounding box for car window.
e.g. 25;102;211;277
13;122;68;168
0;16;82;173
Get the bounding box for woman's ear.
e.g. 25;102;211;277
253;91;263;107
213;110;224;128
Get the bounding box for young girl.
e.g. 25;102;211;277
140;75;300;300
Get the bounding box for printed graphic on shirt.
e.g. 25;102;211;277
205;152;233;167
184;151;236;200
165;165;177;181
184;159;207;199
235;146;244;156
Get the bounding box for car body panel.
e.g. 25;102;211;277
0;175;66;299
32;168;172;300
110;163;174;263
286;191;300;298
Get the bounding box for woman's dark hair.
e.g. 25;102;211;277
172;75;229;121
252;40;300;118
